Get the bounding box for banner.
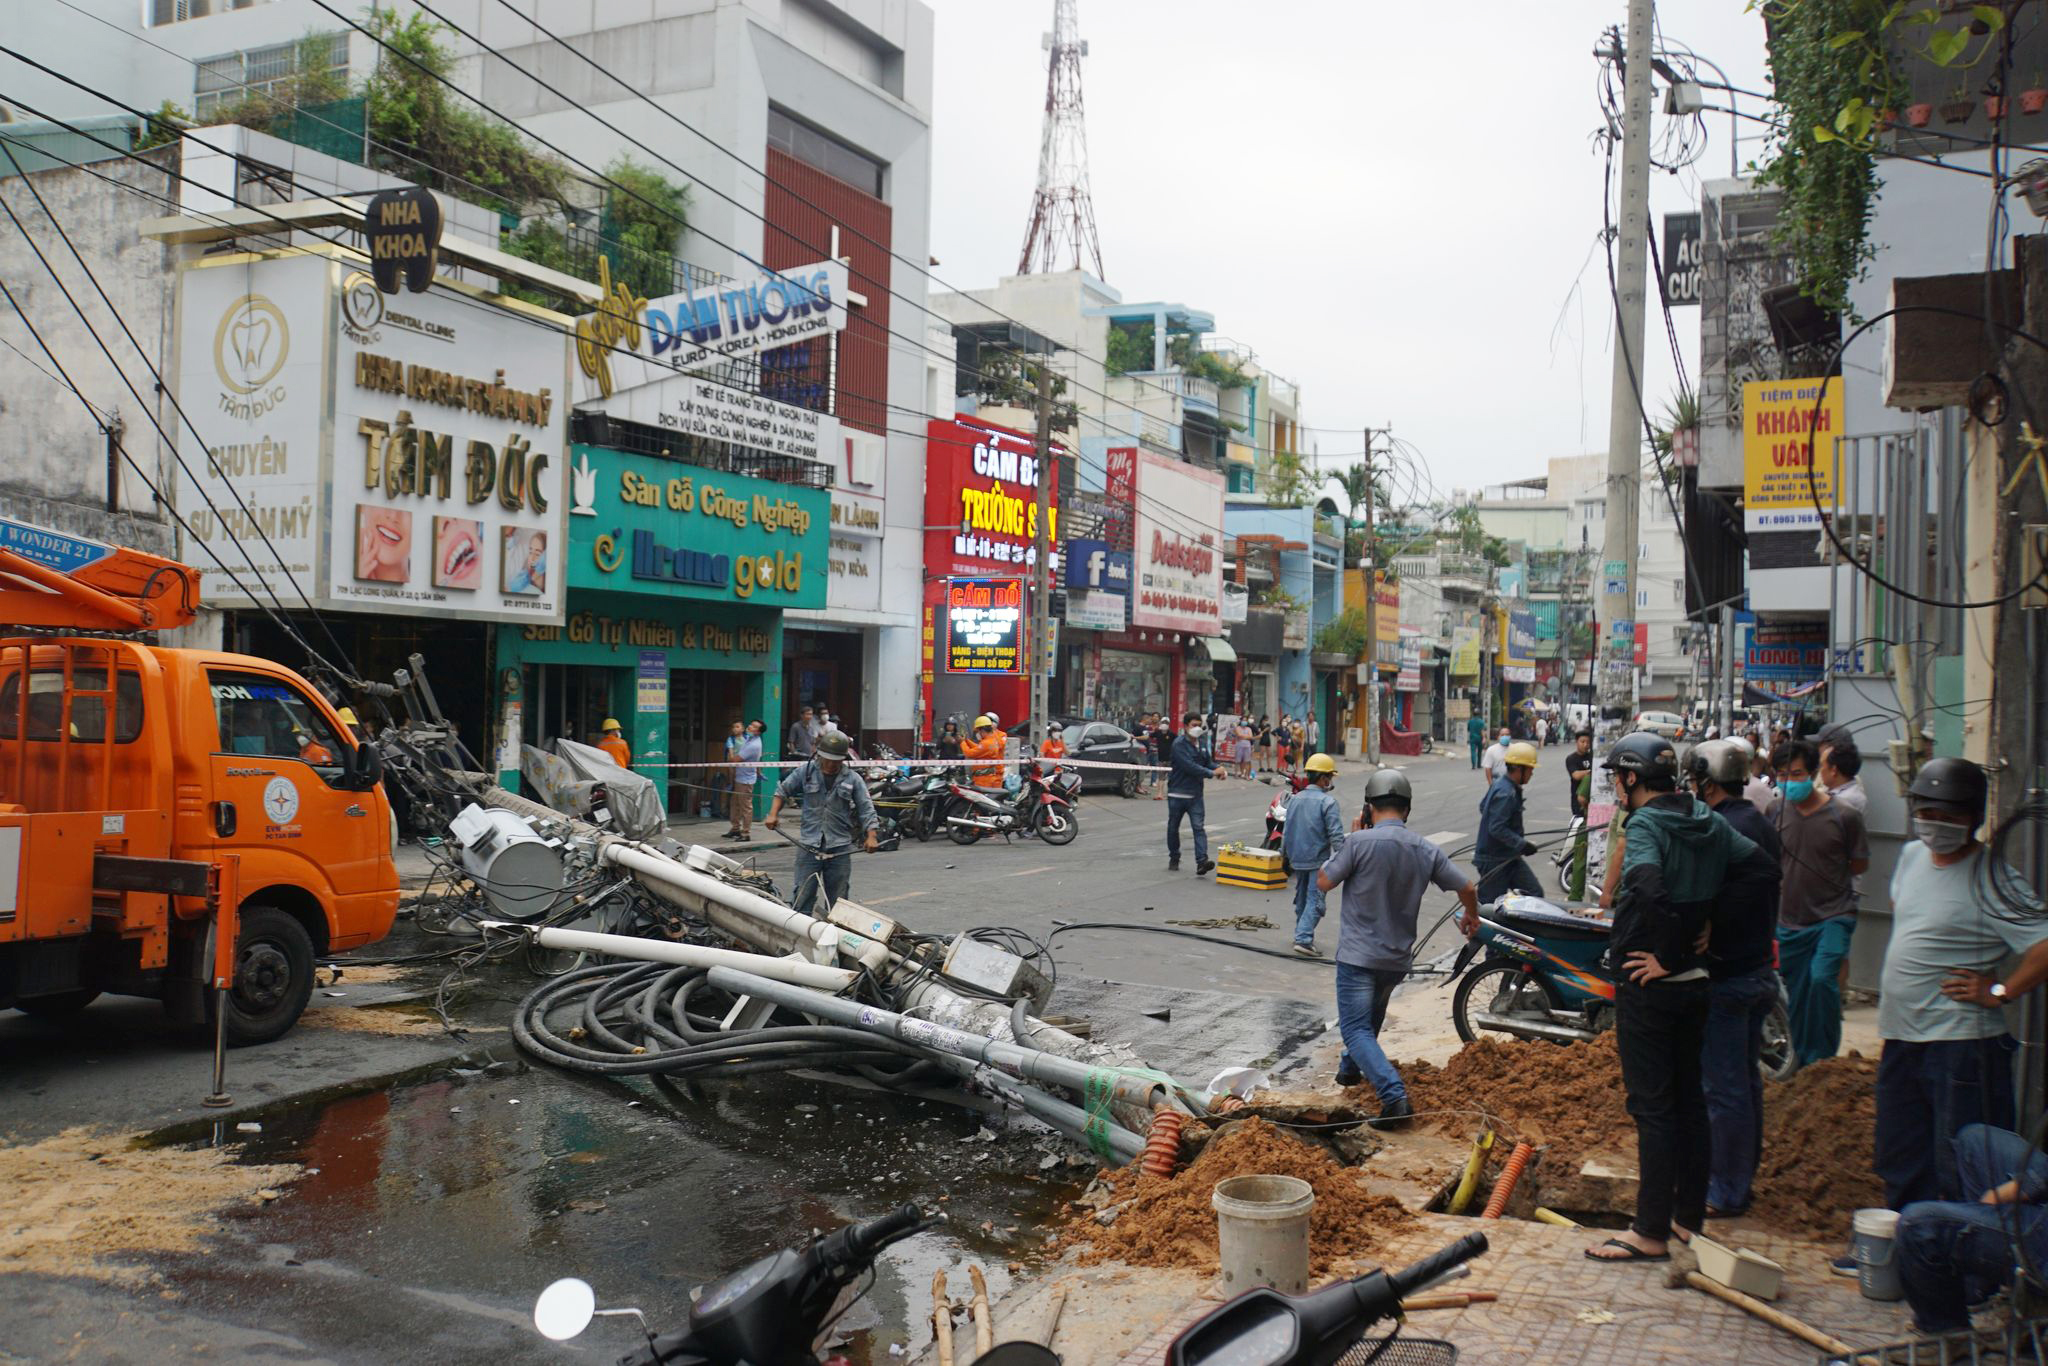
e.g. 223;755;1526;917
1449;626;1481;677
1131;449;1225;634
1745;624;1828;682
1742;376;1842;532
1064;588;1125;630
944;576;1023;674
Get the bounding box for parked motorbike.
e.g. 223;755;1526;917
1448;895;1796;1081
1549;814;1586;897
532;1205;1486;1366
1260;770;1316;852
943;763;1077;846
871;769;952;843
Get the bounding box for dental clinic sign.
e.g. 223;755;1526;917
571;257;850;402
172;252;570;625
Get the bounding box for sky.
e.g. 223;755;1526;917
925;0;1776;502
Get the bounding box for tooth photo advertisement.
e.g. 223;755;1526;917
503;528;548;597
354;505;412;583
433;516;482;590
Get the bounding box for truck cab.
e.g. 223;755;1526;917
0;522;398;1043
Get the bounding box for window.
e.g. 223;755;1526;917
767;107;884;198
0;667;143;743
208;670;346;776
193;32;347;119
151;0;268;24
1637;588;1649;609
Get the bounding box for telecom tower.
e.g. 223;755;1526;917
1017;0;1105;279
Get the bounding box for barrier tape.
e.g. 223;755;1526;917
644;756;1174;772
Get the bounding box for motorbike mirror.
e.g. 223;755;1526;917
533;1278;597;1341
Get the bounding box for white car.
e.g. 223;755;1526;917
1632;710;1686;740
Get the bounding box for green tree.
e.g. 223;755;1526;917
1265;450;1317;508
1312;607;1369;658
1105;320;1153;376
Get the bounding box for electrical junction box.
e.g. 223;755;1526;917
828;901;899;954
942;934;1053;1014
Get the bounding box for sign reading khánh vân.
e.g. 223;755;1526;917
571;257;850;402
569;444;827;609
1742;377;1842;532
945;576;1023;674
173;252;570;626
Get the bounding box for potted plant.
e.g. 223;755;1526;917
2022;73;2048;115
1986;93;2008;119
1906;101;1936;126
1941;83;1976;125
1877;107;1899;132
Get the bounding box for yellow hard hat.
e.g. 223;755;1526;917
601;718;623;732
1505;741;1540;769
336;706;359;726
973;714;996;731
1304;752;1338;775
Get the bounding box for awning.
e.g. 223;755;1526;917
1197;635;1238;663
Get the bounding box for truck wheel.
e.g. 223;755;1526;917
18;988;101;1018
217;905;316;1046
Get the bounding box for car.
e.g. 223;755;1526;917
1632;709;1686;740
1009;718;1145;795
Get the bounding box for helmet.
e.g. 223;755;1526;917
1725;734;1756;761
1816;721;1854;751
601;718;623;733
984;712;1000;728
1907;756;1988;823
1687;738;1749;790
1603;731;1678;778
1363;768;1414;804
336;706;360;727
815;731;853;760
972;714;996;732
1304;753;1338;776
1503;741;1540;769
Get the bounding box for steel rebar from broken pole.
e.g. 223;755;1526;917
932;1269;954;1366
968;1265;993;1355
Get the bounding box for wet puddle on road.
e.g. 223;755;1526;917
174;1059;1085;1363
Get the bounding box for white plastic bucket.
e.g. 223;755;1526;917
1852;1207;1904;1302
1212;1174;1315;1295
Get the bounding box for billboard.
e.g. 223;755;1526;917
945;576;1023;673
1746;624;1828;682
923;417;1061;579
1131;449;1225;634
174;253;570;625
1742;376;1842;532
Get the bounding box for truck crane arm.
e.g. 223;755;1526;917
0;518;200;633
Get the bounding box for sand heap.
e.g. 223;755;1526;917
1057;1117;1414;1274
1399;1034;1631;1154
1750;1053;1881;1237
0;1126;300;1284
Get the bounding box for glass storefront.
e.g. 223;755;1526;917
1096;648;1172;723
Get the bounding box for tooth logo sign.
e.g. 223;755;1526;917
213;293;291;395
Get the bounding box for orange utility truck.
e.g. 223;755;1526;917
0;517;398;1043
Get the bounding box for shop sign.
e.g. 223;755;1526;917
1397;629;1423;692
1449;626;1481;676
944;576;1023;674
586;372;839;466
571;257;850;402
1282;610;1309;650
1661;212;1702;307
1064;538;1132;593
1745;625;1828;682
520;612;772;656
362;186;443;295
1065;588;1125;631
1503;665;1537;684
1634;621;1649;668
1742;377;1842;531
1131;449;1225;635
1375;576;1400;642
571;444;826;607
1501;609;1537;665
636;649;668;712
925;418;1062;578
173;253;569;626
826;489;884;615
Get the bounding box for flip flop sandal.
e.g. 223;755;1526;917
1584;1238;1669;1263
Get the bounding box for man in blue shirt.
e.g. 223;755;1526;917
765;730;879;916
1284;753;1346;956
1475;740;1543;901
1166;711;1226;875
724;718;765;843
1319;769;1479;1125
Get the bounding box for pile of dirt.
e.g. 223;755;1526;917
1056;1117;1414;1274
1398;1034;1631;1155
0;1127;300;1284
1750;1053;1881;1238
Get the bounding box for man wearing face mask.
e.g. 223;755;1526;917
1872;757;2048;1211
1166;711;1227;875
1772;738;1870;1071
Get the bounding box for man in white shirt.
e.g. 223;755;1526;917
1480;729;1509;784
1817;724;1869;814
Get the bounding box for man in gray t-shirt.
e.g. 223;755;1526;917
1771;738;1870;1070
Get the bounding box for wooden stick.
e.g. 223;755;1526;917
1683;1272;1853;1355
932;1270;954;1366
968;1264;994;1356
1399;1291;1499;1311
1039;1284;1069;1348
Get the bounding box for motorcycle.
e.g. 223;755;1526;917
1260;770;1316;852
943;763;1078;846
533;1204;1486;1366
1549;814;1587;897
871;769;952;843
1448;894;1796;1082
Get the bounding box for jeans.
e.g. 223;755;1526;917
1469;740;1482;769
1777;916;1854;1069
1336;963;1408;1105
790;847;851;918
1898;1124;2048;1333
1166;794;1208;865
1292;870;1326;946
1876;1035;2018;1209
1616;979;1711;1241
1702;967;1777;1211
1474;856;1543;902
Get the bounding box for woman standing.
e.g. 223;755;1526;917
1234;717;1254;778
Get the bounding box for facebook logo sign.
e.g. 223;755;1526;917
1064;538;1132;594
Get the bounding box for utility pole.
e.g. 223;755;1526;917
1361;429;1380;766
1598;0;1654;732
1030;358;1054;755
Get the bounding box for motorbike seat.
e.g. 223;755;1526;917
1491;896;1612;941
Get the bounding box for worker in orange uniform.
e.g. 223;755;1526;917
962;714;1007;789
597;718;632;768
1040;727;1067;761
